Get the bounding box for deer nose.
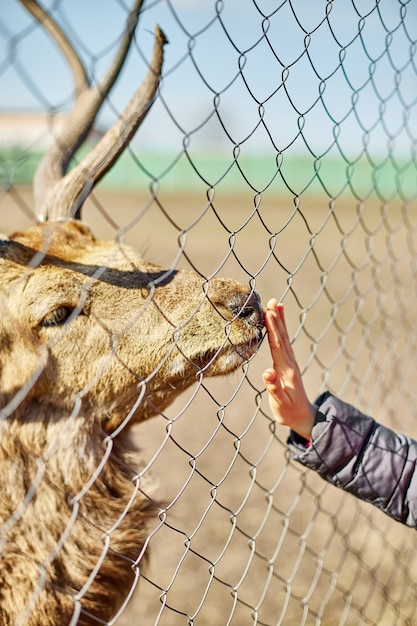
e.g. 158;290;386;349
229;291;263;328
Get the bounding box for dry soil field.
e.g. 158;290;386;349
2;186;417;625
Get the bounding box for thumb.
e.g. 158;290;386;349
263;368;277;384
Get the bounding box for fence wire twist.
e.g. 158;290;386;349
1;1;417;625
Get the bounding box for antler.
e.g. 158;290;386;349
20;0;167;221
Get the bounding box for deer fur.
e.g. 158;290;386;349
1;1;264;622
0;219;263;624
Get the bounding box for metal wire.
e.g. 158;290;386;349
1;0;417;624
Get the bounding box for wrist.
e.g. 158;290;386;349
292;403;316;441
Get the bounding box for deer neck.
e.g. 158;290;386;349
0;404;156;624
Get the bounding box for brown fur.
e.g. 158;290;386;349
0;219;263;624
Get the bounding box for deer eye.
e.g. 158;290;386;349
41;306;74;328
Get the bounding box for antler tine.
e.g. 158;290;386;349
56;25;167;221
20;0;164;222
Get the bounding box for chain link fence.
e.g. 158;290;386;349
1;0;417;624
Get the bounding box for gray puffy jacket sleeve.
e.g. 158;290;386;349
287;391;417;528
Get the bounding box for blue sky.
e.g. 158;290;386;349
1;0;416;160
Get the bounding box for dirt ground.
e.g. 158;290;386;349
3;186;417;625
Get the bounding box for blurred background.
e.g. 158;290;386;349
1;1;417;624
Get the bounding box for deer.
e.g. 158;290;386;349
0;1;264;624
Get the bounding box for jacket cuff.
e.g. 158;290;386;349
287;391;376;480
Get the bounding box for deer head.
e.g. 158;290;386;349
0;2;263;624
0;219;263;431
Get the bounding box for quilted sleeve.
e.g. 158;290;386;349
287;392;417;528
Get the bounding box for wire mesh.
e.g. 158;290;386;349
1;0;417;624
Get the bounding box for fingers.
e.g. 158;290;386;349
263;300;315;439
263;300;301;395
262;368;276;384
264;300;294;369
262;367;288;407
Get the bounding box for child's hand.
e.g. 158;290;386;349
263;300;316;440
